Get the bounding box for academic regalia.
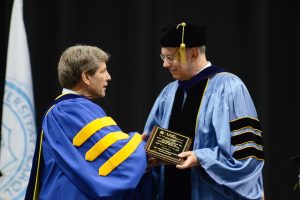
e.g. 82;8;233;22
143;66;265;200
25;93;147;200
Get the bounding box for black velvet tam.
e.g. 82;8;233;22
160;22;206;47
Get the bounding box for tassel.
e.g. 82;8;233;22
179;43;186;64
176;22;186;64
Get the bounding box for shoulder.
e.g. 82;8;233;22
42;96;109;137
47;96;106;119
161;81;178;95
212;72;243;84
209;72;247;92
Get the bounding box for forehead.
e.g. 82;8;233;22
161;47;179;54
98;62;107;71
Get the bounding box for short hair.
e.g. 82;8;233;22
58;45;110;89
199;45;206;54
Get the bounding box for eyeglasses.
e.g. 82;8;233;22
160;51;180;63
160;48;193;63
160;54;175;63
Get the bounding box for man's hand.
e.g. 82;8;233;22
141;132;148;141
176;151;199;169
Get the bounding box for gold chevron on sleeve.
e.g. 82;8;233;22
73;117;117;146
85;131;129;161
99;133;142;176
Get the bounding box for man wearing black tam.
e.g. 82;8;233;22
141;22;265;200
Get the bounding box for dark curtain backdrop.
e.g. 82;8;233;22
1;0;299;199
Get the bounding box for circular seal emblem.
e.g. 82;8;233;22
0;80;36;200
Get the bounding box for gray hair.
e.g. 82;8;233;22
58;45;110;88
198;45;206;54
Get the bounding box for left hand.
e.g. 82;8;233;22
176;151;199;170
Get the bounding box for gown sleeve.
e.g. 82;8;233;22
194;74;264;199
42;98;147;198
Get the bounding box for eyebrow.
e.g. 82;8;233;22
161;53;176;56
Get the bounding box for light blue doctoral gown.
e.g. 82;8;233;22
144;72;264;200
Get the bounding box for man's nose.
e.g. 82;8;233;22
163;60;172;68
106;72;111;81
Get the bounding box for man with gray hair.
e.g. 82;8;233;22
26;45;147;200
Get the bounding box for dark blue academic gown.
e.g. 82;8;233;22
25;93;147;200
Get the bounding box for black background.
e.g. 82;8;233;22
1;0;299;199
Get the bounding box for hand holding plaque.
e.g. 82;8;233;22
145;126;192;165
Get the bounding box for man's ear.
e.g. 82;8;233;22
81;71;90;85
191;47;199;59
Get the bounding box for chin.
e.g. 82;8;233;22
90;93;105;99
172;75;182;80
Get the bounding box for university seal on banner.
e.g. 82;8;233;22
0;80;36;200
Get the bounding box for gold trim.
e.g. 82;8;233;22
235;145;263;152
236;155;265;161
33;102;57;199
234;146;264;161
232;130;262;137
45;105;54;116
33;131;44;200
145;126;192;165
232;126;262;133
99;133;142;176
85;131;129;161
230;116;259;122
73;117;116;146
233;141;263;148
54;93;68;100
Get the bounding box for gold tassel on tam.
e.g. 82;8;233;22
176;22;186;64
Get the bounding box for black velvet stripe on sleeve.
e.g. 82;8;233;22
233;147;264;160
231;132;263;146
230;117;262;132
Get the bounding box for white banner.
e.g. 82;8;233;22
0;0;37;199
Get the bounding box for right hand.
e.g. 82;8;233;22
141;132;148;141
